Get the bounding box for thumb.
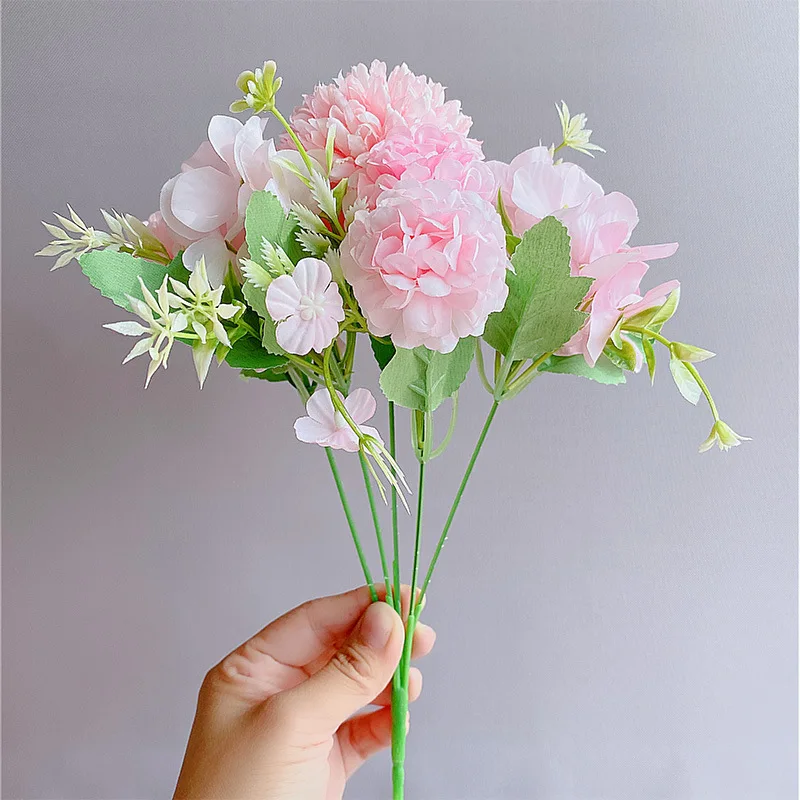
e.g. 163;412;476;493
282;601;404;733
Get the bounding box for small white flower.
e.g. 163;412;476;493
266;258;344;355
294;388;383;452
698;420;751;453
104;276;188;387
556;101;605;157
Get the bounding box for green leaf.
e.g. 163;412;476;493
79;249;190;311
370;336;396;371
539;354;626;385
241;281;286;356
669;354;701;404
379;338;474;411
240;366;291;383
670;341;715;363
603;340;638;371
225;336;287;370
483;217;592;361
643;336;656;384
647;286;680;333
245;190;304;267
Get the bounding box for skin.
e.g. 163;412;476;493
174;585;436;800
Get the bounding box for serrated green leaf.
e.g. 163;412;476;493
669;354;701;404
370;336;396;371
483;217;591;362
539;354;626;385
245;190;304;267
643;337;656;384
79;249;190;311
225;336;287;370
240;366;291;383
379;338;474;411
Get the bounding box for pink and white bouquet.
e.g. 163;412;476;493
38;60;747;797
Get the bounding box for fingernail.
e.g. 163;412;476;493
360;602;395;650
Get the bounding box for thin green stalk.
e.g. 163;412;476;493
389;402;401;615
359;451;393;606
271;106;315;176
325;447;378;603
417;400;500;608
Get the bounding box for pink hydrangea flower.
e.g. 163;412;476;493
495;146;679;365
354;124;496;207
266;258;345;355
159;115;305;285
340;178;509;353
286;61;474;182
294;388;383;452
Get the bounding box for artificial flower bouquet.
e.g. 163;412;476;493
38;59;746;798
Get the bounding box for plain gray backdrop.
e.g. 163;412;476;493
3;1;797;798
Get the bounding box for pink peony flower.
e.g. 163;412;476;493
266;258;345;355
294;388;383;452
354;124;496;207
286;61;474;183
340;178;509;353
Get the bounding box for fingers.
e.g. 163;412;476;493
336;706;397;779
371;666;422;708
277;602;404;733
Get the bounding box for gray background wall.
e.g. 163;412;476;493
3;1;797;798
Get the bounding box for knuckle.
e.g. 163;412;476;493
329;643;375;690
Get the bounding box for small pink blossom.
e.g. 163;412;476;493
341;178;509;353
286;61;474;183
266;258;345;355
354;124;496;207
294;388;383;452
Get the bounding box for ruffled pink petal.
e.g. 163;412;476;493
344;388;377;425
160;175;203;241
171;167;240;233
623;280;680;318
627;242;679;261
266;274;302;321
182;141;228;172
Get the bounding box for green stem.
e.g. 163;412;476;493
389;402;401;616
359;451;393;606
429;393;459;460
271;107;315;177
325;448;378;603
623;325;720;419
475;339;494;394
503;351;552;396
417;400;500;608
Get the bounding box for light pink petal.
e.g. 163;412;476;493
359;425;384;448
623;280;680;317
275;314;317;355
344;388;377;425
182;235;231;287
293;258;332;297
208;115;243;175
323;428;361;452
160;175;203;241
305;388;337;427
266;275;302;321
171;167;240;233
294;416;331;445
628;242;679;261
182;141;228;172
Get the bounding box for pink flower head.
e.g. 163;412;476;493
266;258;345;355
354;124;496;207
294;388;383;452
341;178;510;353
286;61;474;182
159;115;296;284
558;251;680;366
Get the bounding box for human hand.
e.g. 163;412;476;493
173;585;436;800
